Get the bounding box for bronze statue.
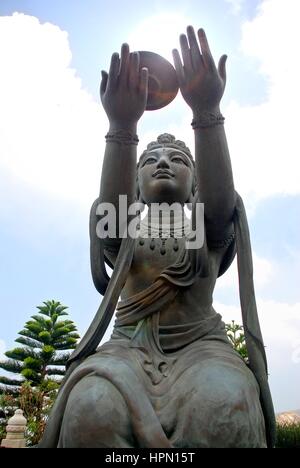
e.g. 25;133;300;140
39;26;275;448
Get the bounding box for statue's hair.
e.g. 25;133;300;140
138;133;194;168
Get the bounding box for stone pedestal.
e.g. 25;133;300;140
1;409;27;448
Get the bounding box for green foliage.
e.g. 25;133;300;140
225;320;248;362
0;359;23;374
0;392;17;442
0;393;16;420
0;300;80;445
0;300;80;391
21;368;39;383
38;331;51;344
0;376;24;387
15;336;43;349
18;381;59;446
276;422;300;448
0;425;6;442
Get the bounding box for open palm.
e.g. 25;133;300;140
172;26;227;115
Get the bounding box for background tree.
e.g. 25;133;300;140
0;300;79;394
0;393;16;441
0;300;80;445
225;320;248;362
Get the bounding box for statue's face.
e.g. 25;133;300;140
138;147;194;204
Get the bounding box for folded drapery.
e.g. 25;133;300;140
38;193;276;448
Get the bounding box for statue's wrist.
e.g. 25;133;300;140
106;125;139;146
109;122;138;134
191;107;225;130
192;104;221;119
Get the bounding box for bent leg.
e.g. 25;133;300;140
169;359;266;448
58;375;134;448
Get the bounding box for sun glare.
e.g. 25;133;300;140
128;13;193;63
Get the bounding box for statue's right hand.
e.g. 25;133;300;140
100;44;149;128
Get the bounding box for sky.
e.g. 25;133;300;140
0;0;299;413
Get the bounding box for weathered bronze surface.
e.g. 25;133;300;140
39;26;275;448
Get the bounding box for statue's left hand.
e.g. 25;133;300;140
173;26;227;115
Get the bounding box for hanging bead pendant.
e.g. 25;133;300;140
173;237;179;252
160;239;166;255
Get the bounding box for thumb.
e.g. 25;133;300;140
218;55;227;83
139;67;149;103
100;70;108;97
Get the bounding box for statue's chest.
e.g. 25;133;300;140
124;237;185;293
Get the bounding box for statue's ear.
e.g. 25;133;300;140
186;193;194;206
136;164;147;203
136;180;145;204
138;193;145;203
186;176;197;205
136;163;144;203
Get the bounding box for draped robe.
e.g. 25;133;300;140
39;194;276;448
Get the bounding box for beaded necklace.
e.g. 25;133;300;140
137;209;191;255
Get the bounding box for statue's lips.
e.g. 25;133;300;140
152;170;174;179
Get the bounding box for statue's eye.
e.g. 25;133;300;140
142;157;157;166
171;155;186;165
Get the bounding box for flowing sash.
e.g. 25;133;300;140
39;193;276;447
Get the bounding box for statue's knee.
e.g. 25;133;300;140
61;375;131;447
190;362;258;409
177;363;265;447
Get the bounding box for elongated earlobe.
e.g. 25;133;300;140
186;177;197;205
138;193;145;203
136;182;145;204
186;192;194;206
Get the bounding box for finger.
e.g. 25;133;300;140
172;48;185;87
100;70;108;97
107;52;119;89
218;54;227;83
119;43;130;86
179;34;193;73
129;52;139;90
197;28;216;70
186;25;202;70
139;67;148;103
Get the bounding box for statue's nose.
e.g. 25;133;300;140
157;156;170;169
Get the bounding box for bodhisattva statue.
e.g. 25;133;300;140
39;26;276;448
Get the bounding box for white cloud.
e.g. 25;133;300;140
224;0;300;200
128;12;194;63
0;339;6;360
225;0;244;15
241;0;300;80
0;13;105;207
216;299;300;350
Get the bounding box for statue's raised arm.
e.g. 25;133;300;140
173;26;236;242
99;43;148;235
89;45;148;293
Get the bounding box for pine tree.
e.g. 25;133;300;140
0;300;80;393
